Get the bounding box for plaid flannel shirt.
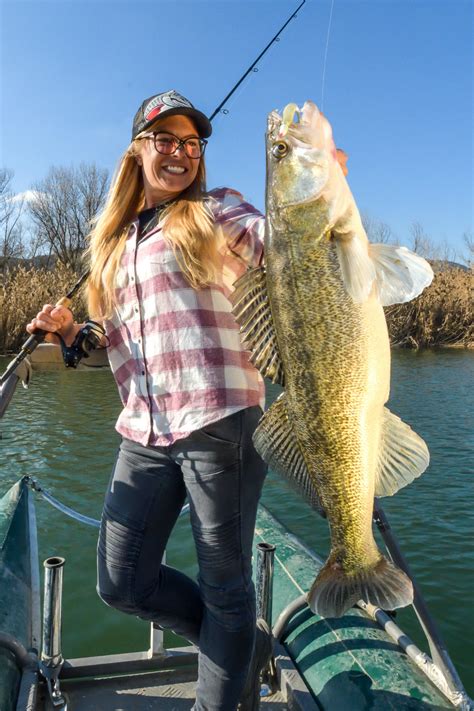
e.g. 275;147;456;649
104;187;265;446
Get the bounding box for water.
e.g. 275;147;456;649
0;350;473;695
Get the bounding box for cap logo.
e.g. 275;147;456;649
144;91;193;122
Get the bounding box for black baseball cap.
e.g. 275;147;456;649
132;90;212;140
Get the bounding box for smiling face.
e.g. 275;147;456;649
134;114;201;207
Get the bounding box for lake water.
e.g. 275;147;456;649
0;349;473;696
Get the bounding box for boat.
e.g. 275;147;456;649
1;475;472;711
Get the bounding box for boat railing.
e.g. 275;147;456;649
19;475;474;711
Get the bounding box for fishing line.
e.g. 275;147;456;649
321;0;335;112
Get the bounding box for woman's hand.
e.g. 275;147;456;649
336;148;348;176
26;304;79;346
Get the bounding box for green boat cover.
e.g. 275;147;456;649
0;479;454;710
0;479;35;711
255;504;451;710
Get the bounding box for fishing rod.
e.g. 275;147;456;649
0;0;307;405
0;270;90;388
208;0;306;122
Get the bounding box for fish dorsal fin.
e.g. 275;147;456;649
375;407;430;497
230;266;285;386
334;233;377;303
369;243;434;306
253;393;323;512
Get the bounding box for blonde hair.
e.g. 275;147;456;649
86;125;218;320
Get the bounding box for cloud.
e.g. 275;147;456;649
9;190;43;204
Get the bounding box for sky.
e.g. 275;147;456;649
1;0;472;258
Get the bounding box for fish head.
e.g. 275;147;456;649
266;100;337;213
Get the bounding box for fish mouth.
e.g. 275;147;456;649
279;103;301;137
267;103;306;139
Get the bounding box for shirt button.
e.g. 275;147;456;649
141;370;145;376
131;275;135;282
134;307;139;313
138;337;142;344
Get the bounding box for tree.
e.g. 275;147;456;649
28;163;109;270
0;168;25;268
361;213;397;244
461;231;473;269
409;221;438;259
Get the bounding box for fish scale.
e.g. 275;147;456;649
266;222;380;570
232;100;432;617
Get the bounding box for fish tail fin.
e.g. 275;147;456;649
307;554;413;618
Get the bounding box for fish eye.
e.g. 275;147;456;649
272;141;289;159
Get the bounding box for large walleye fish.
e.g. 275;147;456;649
231;101;433;618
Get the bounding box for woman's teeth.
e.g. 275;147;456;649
163;165;186;174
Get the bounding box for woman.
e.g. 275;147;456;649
27;90;272;711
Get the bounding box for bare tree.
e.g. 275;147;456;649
28;163;109;269
461;230;473;269
0;168;25;267
409;221;439;259
361;212;397;244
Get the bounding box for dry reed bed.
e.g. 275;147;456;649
0;266;88;353
384;267;473;348
0;265;472;354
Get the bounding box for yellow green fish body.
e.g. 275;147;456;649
231;102;433;616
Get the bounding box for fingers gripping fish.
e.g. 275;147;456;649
230;101;433;618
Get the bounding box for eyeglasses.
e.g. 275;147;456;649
138;131;207;159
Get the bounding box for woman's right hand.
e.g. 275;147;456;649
26;304;77;345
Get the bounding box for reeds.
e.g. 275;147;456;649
384;267;473;348
0;265;88;353
0;264;472;354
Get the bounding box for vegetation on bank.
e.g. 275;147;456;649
0;265;88;353
384;267;473;349
0;264;472;354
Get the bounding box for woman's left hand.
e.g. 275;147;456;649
336;148;348;176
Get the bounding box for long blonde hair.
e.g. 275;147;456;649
86;126;218;320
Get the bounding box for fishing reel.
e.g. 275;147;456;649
59;320;106;369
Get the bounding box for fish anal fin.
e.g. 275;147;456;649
253;393;323;512
230;266;285;386
375;407;430;497
308;554;413;618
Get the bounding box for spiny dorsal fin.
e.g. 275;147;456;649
375;407;430;497
230;266;285;386
253;393;323;512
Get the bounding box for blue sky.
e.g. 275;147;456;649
1;0;472;257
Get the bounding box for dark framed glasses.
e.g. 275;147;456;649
139;131;207;159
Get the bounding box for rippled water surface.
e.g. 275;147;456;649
0;349;473;695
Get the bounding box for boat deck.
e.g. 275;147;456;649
39;673;287;710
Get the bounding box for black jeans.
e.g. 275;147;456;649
97;406;267;710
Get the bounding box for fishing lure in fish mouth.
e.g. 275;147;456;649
279;103;300;137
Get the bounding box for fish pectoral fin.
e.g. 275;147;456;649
253;393;323;512
369;243;434;306
334;232;376;303
375;407;430;497
230;266;285;386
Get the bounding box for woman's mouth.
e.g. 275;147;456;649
162;165;187;175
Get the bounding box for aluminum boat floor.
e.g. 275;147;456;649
39;669;288;710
